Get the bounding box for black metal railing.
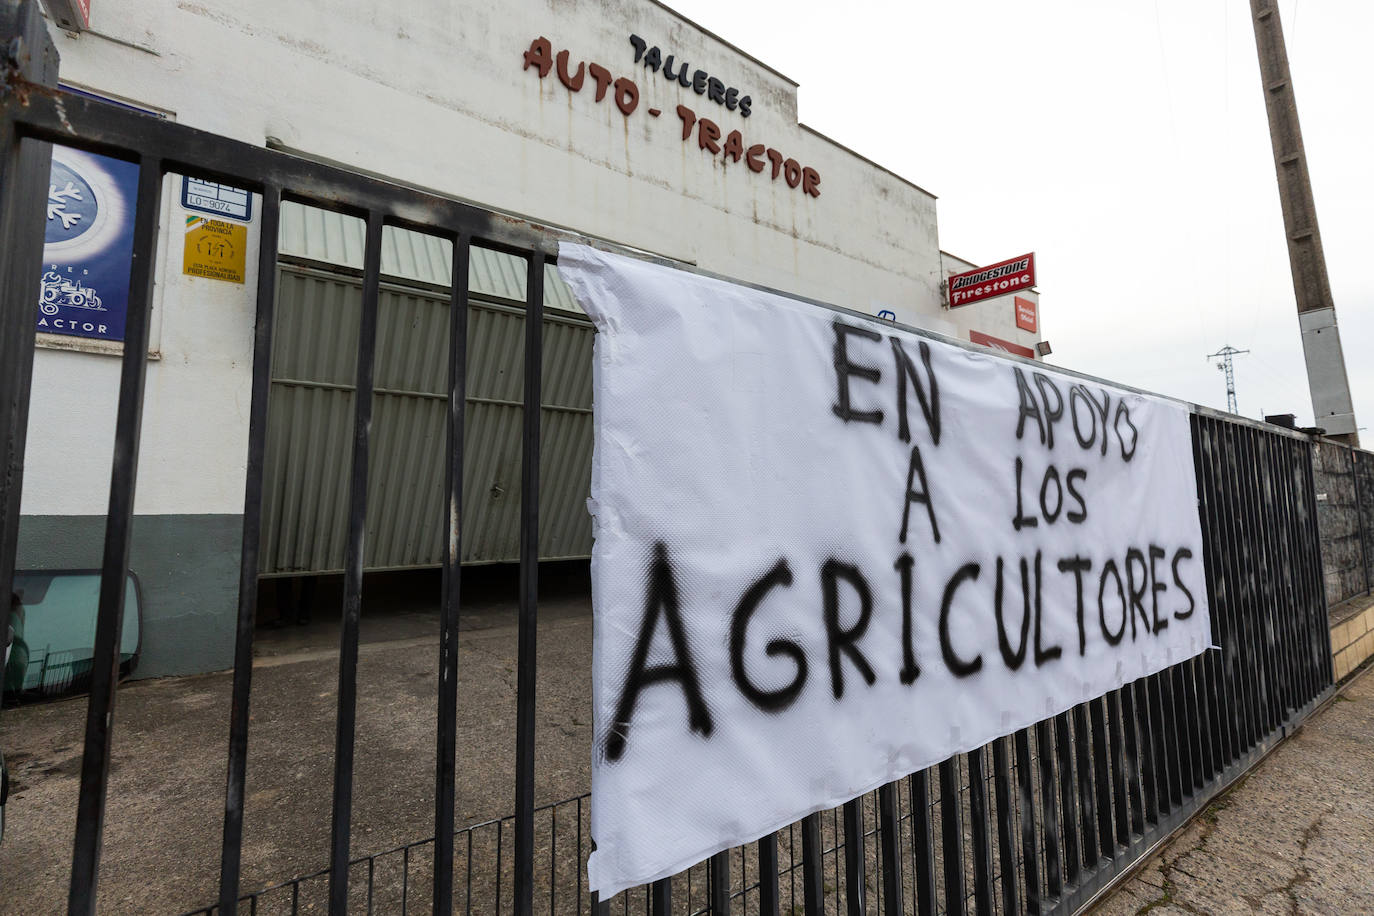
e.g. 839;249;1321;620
0;2;1335;913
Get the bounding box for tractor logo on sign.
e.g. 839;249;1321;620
35;148;135;343
39;270;105;316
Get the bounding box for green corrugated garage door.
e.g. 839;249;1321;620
258;208;594;574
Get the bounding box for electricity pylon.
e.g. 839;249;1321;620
1208;346;1249;415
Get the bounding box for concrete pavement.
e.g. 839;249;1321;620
1091;661;1374;915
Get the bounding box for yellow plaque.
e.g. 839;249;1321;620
183;217;246;283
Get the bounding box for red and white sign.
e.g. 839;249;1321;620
947;253;1036;308
970;329;1036;359
1014;296;1037;333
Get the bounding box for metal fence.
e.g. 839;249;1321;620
0;2;1335;914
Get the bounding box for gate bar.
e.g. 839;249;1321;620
1299;439;1334;685
650;877;671;916
218;183;283;915
327;210;386;915
1034;720;1061;899
1103;692;1129;848
1012;730;1039;914
1191;419;1229;776
1274;437;1307;714
877;782;902;916
937;757;964;914
1196;419;1240;771
1223;423;1260;751
757;834;779;916
1240;429;1278;737
909;770;936;916
433;234;472;914
1087;698;1114;857
513;253;545;916
967;745;993;915
800;812;823;916
842;798;865;916
68;155;164;916
1070;706;1097;867
991;736;1020;914
1117;683;1143;836
1287;437;1322;700
0;0;56;648
1254;433;1287;727
1278;437;1303;710
709;850;730;916
1051;713;1079;881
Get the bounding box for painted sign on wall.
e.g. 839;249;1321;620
948;253;1036;308
36;147;139;343
558;243;1208;897
522;36;820;197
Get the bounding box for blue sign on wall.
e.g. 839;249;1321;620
36;146;140;343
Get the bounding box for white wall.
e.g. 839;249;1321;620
23;177;261;516
22;0;1023;516
49;0;941;307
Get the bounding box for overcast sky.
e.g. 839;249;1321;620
667;0;1371;432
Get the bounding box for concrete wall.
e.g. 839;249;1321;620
1330;597;1374;681
1312;439;1374;608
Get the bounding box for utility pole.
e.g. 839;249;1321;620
1249;0;1359;445
1208;346;1249;414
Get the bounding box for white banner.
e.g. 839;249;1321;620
558;243;1211;898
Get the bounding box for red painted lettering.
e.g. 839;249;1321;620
555;49;585;91
588;63;613;101
676;104;697;141
698;118;721;154
766;148;784;180
523;37;553;78
722;130;744;164
613;77;640;115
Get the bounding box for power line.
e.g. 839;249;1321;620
1207;346;1249;414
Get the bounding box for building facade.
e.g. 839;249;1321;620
20;0;1043;677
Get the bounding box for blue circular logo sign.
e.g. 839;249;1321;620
45;159;99;245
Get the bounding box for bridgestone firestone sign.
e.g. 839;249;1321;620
558;244;1210;898
948;252;1036;307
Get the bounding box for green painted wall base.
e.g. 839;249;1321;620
17;514;242;679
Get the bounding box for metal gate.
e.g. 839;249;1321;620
0;3;1336;914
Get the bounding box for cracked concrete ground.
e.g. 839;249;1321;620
0;565;597;915
1092;663;1374;915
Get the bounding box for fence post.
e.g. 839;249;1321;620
0;0;58;683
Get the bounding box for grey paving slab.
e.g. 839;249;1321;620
1092;664;1374;916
